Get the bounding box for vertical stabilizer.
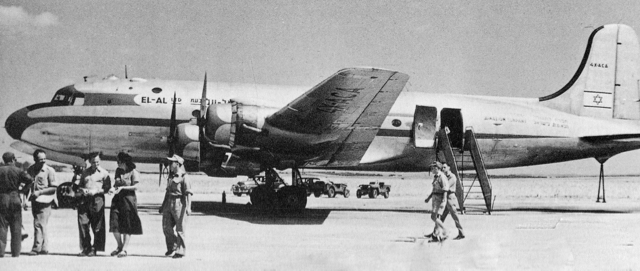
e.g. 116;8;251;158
539;24;640;120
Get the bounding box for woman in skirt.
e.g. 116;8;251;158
109;152;143;257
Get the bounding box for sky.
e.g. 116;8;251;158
2;0;640;175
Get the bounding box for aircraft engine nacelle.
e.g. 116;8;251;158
204;102;278;148
176;123;200;168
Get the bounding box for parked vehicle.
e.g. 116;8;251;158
308;179;350;198
231;176;285;196
356;182;391;199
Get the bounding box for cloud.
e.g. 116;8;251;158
0;5;59;35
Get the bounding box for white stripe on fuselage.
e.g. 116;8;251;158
27;77;640;169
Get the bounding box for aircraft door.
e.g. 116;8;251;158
440;108;463;149
413;106;438;148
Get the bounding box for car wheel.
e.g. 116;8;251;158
328;187;336;198
314;191;322;198
344;189;350;198
369;189;378;198
357;190;362;198
234;192;241;197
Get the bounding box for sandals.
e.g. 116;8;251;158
117;250;127;258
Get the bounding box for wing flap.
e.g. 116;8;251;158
266;68;409;167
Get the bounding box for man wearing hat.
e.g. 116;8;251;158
0;152;33;257
427;161;449;242
160;154;192;259
76;152;111;256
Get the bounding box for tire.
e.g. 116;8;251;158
356;190;362;198
369;189;378;199
233;192;241;197
314;191;322;198
328;187;336;198
344;189;350;198
277;186;307;210
383;190;389;199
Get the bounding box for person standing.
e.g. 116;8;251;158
108;152;143;258
26;149;58;255
0;152;33;257
76;152;111;256
426;161;448;242
442;162;465;240
161;154;192;259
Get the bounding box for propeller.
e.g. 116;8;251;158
169;91;178;156
199;73;207;124
161;91;179;186
198;73;210;172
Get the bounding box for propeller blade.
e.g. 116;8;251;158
158;163;163;187
200;72;208;121
168;91;178;156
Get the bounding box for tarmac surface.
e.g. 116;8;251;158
3;172;640;270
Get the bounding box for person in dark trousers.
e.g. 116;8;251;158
0;152;33;257
108;152;143;258
161;154;192;259
76;152;111;256
442;162;465;240
26;149;58;255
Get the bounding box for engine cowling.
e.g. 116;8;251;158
175;123;200;172
204;102;278;148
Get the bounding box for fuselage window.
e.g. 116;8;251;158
152;87;163;94
73;97;85;106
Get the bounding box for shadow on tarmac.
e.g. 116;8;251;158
495;206;636;214
19;252;167;258
138;201;428;225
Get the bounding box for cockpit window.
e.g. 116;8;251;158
52;94;68;102
51;85;85;106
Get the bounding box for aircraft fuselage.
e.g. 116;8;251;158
7;76;640;172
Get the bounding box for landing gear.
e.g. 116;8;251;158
249;167;307;211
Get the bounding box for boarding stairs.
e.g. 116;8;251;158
437;128;493;216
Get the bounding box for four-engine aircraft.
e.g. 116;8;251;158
6;24;640;209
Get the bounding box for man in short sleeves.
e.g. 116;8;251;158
26;149;59;255
76;153;111;256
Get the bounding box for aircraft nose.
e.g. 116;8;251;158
5;107;31;140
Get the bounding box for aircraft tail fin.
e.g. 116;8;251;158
539;24;640;120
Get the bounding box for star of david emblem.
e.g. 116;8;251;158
593;94;603;105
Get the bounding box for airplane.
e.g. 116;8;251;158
5;23;640;210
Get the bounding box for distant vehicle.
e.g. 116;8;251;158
231;176;285;196
308;178;350;198
357;182;391;199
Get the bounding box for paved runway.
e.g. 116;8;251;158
3;173;640;270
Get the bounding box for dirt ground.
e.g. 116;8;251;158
3;171;640;270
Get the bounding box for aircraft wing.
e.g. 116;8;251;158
266;67;409;167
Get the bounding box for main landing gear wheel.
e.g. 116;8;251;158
250;186;277;210
250;185;307;211
277;186;307;210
